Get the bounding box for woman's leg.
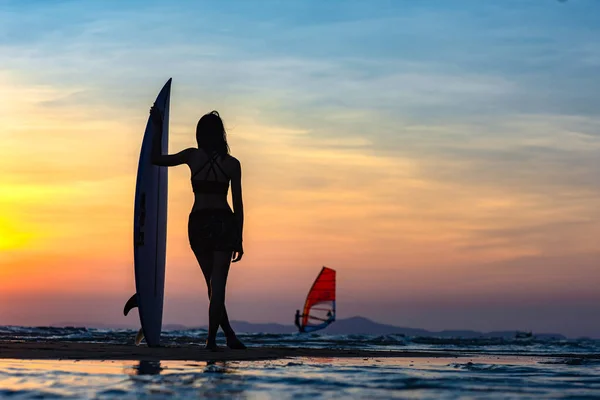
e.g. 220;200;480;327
191;248;236;338
205;250;232;348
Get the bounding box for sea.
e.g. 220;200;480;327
1;326;599;399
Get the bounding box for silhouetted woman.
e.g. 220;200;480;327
150;106;245;351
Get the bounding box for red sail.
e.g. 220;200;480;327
302;267;336;328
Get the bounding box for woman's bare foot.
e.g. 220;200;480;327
226;334;247;350
204;340;221;352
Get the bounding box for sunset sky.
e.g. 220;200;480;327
1;0;599;337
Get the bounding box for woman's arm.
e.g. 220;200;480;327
230;158;244;262
149;106;193;166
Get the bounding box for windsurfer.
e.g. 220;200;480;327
294;310;305;333
295;267;336;333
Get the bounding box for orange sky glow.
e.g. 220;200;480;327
1;1;599;337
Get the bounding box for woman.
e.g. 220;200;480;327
150;106;246;351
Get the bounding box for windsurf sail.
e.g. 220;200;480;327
299;266;336;333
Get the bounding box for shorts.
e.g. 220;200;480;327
188;208;240;252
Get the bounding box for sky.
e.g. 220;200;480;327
0;0;599;337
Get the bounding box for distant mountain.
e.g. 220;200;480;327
52;316;567;339
317;316;430;336
226;316;566;339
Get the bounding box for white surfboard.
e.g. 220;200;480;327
124;78;171;347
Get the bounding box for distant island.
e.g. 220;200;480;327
54;316;568;339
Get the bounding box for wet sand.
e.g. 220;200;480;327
0;342;460;361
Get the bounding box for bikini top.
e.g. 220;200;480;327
191;151;230;195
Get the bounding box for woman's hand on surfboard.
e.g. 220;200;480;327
149;105;163;126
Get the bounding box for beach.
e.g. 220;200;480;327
0;341;458;361
2;340;599;363
1;328;600;398
1;348;599;399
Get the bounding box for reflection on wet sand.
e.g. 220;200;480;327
135;360;163;375
126;360;248;398
2;357;599;399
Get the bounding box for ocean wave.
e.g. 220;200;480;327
1;326;599;355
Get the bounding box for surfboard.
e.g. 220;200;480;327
123;78;171;347
298;267;336;333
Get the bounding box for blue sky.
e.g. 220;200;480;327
1;0;599;336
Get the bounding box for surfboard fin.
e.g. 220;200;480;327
135;328;145;346
123;293;138;316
